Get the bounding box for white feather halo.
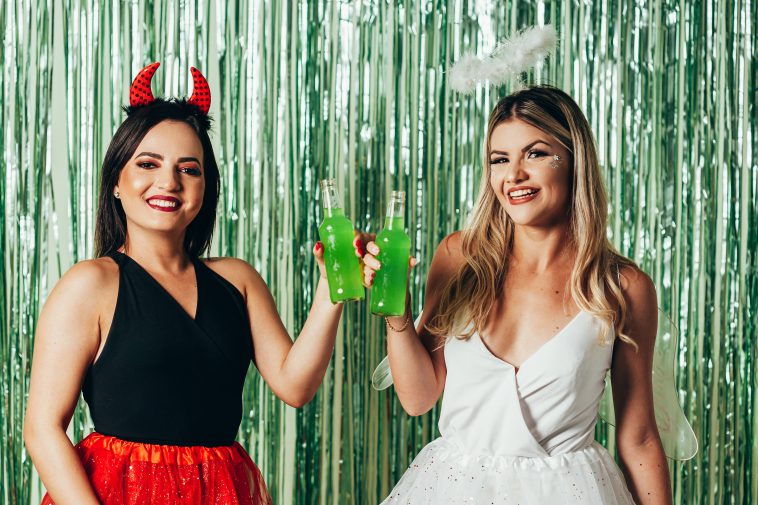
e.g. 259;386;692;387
449;25;558;94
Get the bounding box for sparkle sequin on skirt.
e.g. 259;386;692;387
380;437;636;504
40;432;272;505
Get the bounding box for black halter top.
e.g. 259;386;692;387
81;251;254;447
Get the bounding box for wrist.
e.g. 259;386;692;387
384;301;412;332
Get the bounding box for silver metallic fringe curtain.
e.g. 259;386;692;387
1;0;755;504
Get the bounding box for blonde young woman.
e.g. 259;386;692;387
359;85;671;504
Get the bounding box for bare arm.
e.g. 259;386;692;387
361;232;464;415
23;261;108;505
238;242;342;407
611;266;672;505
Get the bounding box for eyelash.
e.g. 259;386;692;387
137;161;201;175
490;150;547;165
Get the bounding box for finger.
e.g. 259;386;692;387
409;256;418;268
353;237;364;257
313;241;324;258
364;269;375;287
362;254;382;271
366;241;380;256
362;264;376;277
355;231;376;244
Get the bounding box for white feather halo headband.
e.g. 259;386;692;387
449;25;558;94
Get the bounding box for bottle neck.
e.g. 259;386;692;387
324;207;345;219
384;216;405;230
385;195;405;230
320;180;344;219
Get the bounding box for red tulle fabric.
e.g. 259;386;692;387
41;432;271;505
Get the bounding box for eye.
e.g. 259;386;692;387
180;166;202;175
528;150;547;159
490;157;508;165
137;161;156;169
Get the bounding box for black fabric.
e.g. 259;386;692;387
82;251;253;447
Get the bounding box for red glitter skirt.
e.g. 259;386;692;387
41;432;272;505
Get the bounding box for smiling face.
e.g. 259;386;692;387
114;119;205;235
488;118;573;227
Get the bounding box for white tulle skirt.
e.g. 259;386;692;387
380;437;636;504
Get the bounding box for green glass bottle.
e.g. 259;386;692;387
318;179;364;303
370;191;411;316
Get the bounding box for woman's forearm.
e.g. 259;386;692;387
279;276;343;405
385;296;440;416
25;426;100;505
617;439;672;505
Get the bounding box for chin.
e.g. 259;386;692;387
504;209;546;226
140;216;187;230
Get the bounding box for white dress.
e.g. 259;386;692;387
381;310;637;504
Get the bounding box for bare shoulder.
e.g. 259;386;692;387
37;257;119;349
616;264;658;341
434;230;465;269
426;231;466;291
617;265;657;311
51;256;118;303
440;230;463;255
199;256;265;302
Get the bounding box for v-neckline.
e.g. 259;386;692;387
116;250;201;322
475;310;587;375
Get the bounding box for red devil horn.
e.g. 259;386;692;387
130;62;160;107
187;67;211;115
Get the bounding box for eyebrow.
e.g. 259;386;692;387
135;152;201;165
489;140;552;156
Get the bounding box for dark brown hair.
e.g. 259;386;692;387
94;99;220;259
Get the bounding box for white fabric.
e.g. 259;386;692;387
381;310;637;504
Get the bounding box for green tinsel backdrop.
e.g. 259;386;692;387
1;0;755;504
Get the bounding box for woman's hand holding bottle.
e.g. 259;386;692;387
354;234;418;291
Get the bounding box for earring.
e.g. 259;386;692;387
114;191;120;198
550;155;561;170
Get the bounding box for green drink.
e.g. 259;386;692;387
318;179;364;303
370;191;411;316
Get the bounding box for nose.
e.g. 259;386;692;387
156;166;182;191
504;158;527;184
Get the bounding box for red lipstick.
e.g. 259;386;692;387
146;195;181;212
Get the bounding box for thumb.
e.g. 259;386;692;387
313;241;325;260
406;256;417;284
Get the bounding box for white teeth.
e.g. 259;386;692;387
509;189;538;198
148;200;178;208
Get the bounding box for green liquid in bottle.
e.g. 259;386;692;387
371;206;411;316
318;208;364;304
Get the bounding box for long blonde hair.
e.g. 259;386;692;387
427;85;639;350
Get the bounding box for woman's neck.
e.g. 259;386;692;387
120;234;192;275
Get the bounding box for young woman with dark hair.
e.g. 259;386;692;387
24;64;341;505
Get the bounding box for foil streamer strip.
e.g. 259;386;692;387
0;1;55;504
1;0;755;504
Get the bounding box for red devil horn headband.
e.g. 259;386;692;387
129;62;211;115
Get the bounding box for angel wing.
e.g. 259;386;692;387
372;307;698;461
598;307;698;461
